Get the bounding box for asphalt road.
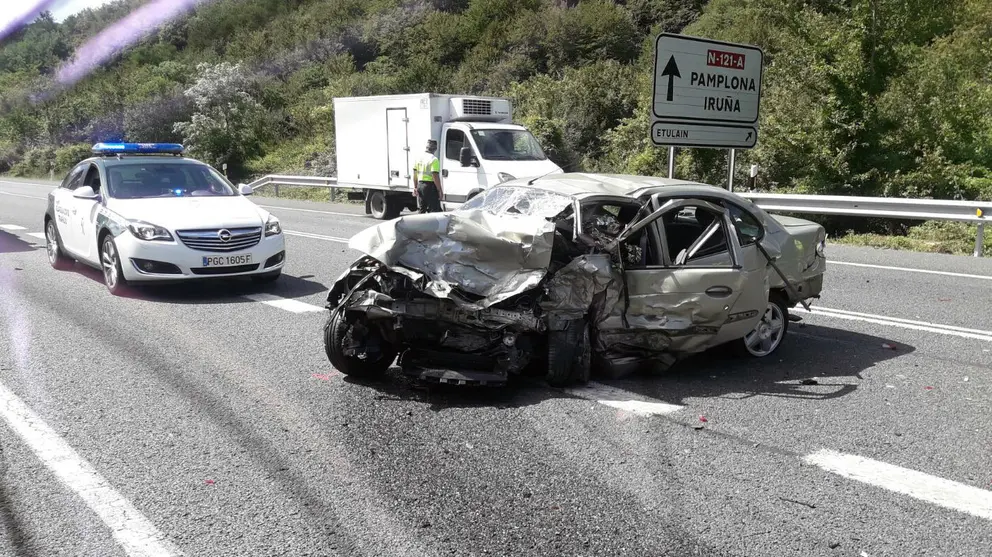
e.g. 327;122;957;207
1;178;990;557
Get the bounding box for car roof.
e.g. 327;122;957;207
82;155;209;169
506;172;745;202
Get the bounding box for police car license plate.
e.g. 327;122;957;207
202;254;253;267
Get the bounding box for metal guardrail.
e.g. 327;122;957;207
736;192;990;257
246;174;990;257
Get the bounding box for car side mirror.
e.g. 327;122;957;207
459;147;478;167
73;186;99;200
238;184;253;196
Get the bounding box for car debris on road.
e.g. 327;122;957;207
321;173;827;387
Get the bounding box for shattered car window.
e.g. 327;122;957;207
459;186;574;219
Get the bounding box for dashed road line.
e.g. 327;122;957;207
830;260;992;281
0;191;47;200
243;293;324;313
795;306;992;342
0;224;27;231
284;230;350;244
804;449;992;522
563;382;685;416
0;380;183;556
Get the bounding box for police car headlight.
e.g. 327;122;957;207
264;216;282;237
497;172;515;183
128;220;173;241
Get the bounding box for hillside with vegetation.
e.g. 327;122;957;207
1;0;990;251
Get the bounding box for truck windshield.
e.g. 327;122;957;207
471;129;547;162
106;162;236;199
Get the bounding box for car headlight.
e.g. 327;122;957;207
128;220;173;241
497;172;516;184
265;215;282;237
815;233;827;257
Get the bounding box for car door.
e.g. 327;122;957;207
601;196;767;355
63;163;104;262
439;127;484;208
52;162;88;255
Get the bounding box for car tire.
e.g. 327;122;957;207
735;294;789;358
251;271;281;284
45;218;72;270
323;308;396;378
99;233;128;296
546;318;592;387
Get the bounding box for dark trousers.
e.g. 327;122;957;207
417;181;442;213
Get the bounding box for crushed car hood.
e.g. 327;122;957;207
348;209;560;308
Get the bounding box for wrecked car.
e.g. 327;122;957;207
322;173;826;387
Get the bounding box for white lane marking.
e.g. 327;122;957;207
0;180;54;188
794;306;992;342
0;191;47;200
0;224;27;231
803;449;992;521
257;204;368;219
26;232;46;240
244;293;324;313
0;381;183;556
831;261;992;281
284;230;349;244
563;382;685;416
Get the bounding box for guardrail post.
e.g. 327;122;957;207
274;184;280;197
975;222;985;257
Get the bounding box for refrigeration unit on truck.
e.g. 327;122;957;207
333;93;563;219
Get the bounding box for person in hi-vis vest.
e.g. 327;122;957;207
412;139;443;213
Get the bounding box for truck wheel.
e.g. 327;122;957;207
323;308;396;378
383;195;403;220
547;318;591;388
369;191;388;219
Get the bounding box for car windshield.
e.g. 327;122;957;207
470;129;547;161
105;162;235;199
458;185;573;219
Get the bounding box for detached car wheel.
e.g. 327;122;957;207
45;218;71;270
323;308;396;378
100;234;128;296
737;296;789;358
547;318;592;387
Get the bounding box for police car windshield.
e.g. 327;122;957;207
470;130;547;161
106;162;235;199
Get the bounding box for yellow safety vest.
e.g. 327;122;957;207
413;153;440;183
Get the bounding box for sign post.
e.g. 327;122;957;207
650;33;763;185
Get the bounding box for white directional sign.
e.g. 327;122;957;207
651;33;764;149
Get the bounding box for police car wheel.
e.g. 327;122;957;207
45;218;71;270
100;234;128;295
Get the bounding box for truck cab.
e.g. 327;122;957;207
333;93;563;219
439;122;561;208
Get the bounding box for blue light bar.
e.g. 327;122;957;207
91;142;185;155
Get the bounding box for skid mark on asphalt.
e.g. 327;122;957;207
563;382;685;416
795;306;992;342
0;381;182;557
804;449;992;521
243;293;324;313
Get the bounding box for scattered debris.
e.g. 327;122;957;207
938;298;951;302
885;384;895;389
204;479;215;485
800;379;819;386
693;424;704;430
312;373;332;381
963;377;969;382
829;541;841;549
924;386;934;391
778;496;816;509
698;416;708;423
881;343;897;350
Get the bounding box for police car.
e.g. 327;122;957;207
43;142;286;295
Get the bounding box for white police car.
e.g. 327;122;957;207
43;143;286;295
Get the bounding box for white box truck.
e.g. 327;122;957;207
334;93;563;219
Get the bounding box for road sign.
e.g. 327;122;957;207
651;33;763;149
